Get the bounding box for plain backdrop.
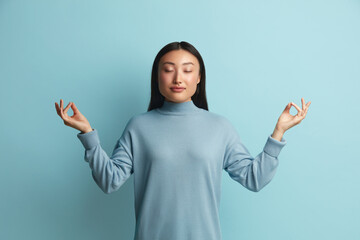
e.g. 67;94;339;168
1;0;359;239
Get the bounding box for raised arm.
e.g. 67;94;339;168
55;99;134;194
223;130;286;192
77;128;134;194
223;97;311;192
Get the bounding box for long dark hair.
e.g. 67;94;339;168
147;41;208;112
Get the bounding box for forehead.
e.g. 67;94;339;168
160;49;198;66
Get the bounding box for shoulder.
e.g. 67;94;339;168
199;110;242;147
200;109;234;128
122;110;158;130
123;112;146;129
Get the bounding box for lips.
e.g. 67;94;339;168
170;87;185;92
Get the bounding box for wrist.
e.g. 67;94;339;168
275;126;285;134
272;127;285;141
81;127;93;134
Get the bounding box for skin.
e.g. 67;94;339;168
55;49;311;139
158;49;201;103
55;99;93;133
272;98;311;141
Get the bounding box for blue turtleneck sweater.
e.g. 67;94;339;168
77;99;287;240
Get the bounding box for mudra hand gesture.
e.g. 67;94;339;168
55;99;93;133
272;98;311;141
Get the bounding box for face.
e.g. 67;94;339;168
158;49;201;103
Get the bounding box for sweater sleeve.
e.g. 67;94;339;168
77;123;134;194
222;121;286;192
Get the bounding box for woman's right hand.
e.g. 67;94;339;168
55;99;93;133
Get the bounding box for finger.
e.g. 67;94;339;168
301;98;305;111
303;107;309;118
59;99;65;119
71;102;79;114
63;102;72;115
55;102;61;116
306;101;311;108
301;98;305;116
291;102;302;113
284;103;290;111
292;102;304;117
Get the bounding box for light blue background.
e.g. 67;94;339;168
1;0;359;239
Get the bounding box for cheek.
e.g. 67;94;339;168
158;73;171;89
158;72;165;82
159;71;172;81
187;74;199;86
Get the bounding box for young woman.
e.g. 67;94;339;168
55;41;311;240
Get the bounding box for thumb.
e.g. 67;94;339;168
284;103;291;112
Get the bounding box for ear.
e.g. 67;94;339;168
197;74;201;84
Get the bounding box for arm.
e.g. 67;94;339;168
77;128;134;194
223;98;311;192
271;127;284;142
223;123;286;192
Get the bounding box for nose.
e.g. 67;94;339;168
173;71;182;84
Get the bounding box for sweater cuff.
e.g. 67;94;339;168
263;134;287;158
77;128;100;150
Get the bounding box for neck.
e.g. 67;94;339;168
156;99;199;115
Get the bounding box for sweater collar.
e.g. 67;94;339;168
157;99;199;115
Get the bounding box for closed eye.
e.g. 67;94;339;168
164;70;192;73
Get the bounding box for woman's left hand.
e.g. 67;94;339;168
275;98;311;134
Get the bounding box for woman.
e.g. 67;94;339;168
55;41;311;240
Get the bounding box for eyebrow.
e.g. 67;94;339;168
162;61;194;66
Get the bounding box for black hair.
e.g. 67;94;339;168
147;41;208;111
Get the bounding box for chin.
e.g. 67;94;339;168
165;95;187;102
